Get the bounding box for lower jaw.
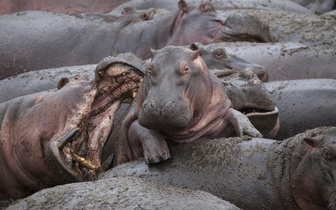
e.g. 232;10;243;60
246;107;279;138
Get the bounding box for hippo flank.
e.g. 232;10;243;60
0;53;145;198
102;126;336;210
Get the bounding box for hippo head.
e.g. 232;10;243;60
190;42;269;82
45;53;145;183
110;4;156;21
168;0;272;46
290;127;336;209
137;46;212;132
190;43;278;138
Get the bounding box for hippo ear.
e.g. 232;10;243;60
178;0;189;13
57;77;69;90
190;43;199;51
150;48;157;58
304;135;324;148
191;48;201;60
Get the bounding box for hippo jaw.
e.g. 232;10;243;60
45;58;144;182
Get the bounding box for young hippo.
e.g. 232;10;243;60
0;53;145;198
118;46;262;165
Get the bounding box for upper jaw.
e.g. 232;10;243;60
45;56;145;182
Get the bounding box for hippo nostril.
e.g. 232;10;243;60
165;101;174;110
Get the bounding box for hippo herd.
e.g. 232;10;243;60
0;0;335;209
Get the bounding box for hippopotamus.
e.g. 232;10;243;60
5;176;239;209
101;126;336;210
0;0;127;15
119;0;312;13
265;79;336;140
0;0;272;79
202;42;336;81
103;46;263;166
0;43;269;103
0;53;145;198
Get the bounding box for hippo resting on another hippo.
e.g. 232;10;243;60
102;126;336;210
0;0;272;79
102;46;270;166
0;53;145;198
202;42;336;81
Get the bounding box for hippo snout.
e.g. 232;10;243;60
246;66;268;82
138;99;192;131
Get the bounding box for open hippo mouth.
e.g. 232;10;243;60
46;53;145;182
218;68;279;137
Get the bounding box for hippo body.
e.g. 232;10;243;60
102;126;336;210
122;0;312;13
265;79;336;140
0;0;271;79
0;53;145;198
6;176;239;210
204;42;336;81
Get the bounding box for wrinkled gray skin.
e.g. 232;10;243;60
102;126;336;210
204;42;336;81
0;0;272;79
266;79;336;140
122;0;312;13
6;176;240;210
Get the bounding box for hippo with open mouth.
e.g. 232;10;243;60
0;53;145;199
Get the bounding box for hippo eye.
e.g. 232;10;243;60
122;7;131;15
180;63;190;76
74;75;80;80
199;3;212;12
214;49;227;60
324;149;332;160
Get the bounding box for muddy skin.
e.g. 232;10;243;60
265;79;336;140
0;53;145;199
0;0;272;79
101;126;336;210
108;46;261;166
5;176;240;210
122;0;312;13
207;42;336;82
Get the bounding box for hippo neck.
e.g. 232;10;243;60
267;136;305;208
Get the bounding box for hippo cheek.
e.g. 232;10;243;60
138;99;192;131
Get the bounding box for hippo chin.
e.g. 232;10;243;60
102;126;336;210
0;53;145;198
110;46;262;166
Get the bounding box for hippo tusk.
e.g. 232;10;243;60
133;92;137;98
58;128;79;149
70;149;98;170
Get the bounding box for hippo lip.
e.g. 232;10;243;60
47;61;144;182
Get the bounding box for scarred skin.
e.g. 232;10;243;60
102;126;336;210
0;53;145;198
111;46;262;165
0;0;272;79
